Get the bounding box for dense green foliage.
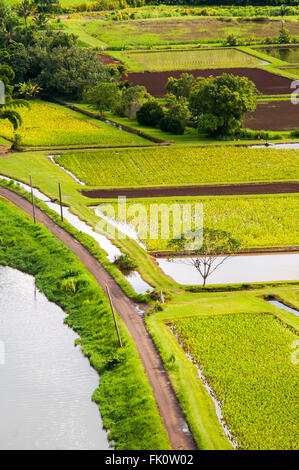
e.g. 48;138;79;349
170;313;298;450
189;74;259;136
136;99;164;126
0;198;170;449
0;2;113;98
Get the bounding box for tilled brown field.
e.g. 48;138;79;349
127;68;293;97
245;100;299;131
83;181;299;199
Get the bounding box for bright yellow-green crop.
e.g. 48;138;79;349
121;48;261;71
170;313;299;450
0;101;146;147
104;195;299;251
57;146;299;187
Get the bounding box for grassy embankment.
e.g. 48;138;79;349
0;197;171;450
62;100;299;147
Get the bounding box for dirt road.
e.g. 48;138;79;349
0;185;197;451
83;181;299;199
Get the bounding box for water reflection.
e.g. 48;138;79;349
157;253;299;285
258;47;299;63
0;267;110;450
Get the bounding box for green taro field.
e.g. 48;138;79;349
119;195;299;251
114;48;262;72
170;313;298;450
0;101;147;148
57;147;299;188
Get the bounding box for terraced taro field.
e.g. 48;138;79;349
0;101;147;147
170;313;299;450
56;147;299;188
120;195;299;251
119;48;262;72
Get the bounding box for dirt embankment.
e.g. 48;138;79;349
127;68;294;98
97;54;122;66
83;181;299;199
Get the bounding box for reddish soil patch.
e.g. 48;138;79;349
97;54;122;65
127;68;293;97
83;181;299;199
245;100;299;131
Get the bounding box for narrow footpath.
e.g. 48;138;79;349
0;185;197;451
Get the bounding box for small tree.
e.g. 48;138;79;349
85;81;119;118
116;85;147;118
159;93;191;134
136;99;164;127
165;93;191;125
168;228;240;287
18;80;42;99
166;73;195;99
278;28;291;44
280;4;286;29
223;33;239;47
160;116;185;135
15;0;36;28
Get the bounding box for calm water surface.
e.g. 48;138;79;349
0;266;110;450
258;46;299;63
158;253;299;285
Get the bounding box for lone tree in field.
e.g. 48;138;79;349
189;73;259;137
168;228;240;287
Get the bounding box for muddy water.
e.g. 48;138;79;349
0;266;110;450
157;253;299;285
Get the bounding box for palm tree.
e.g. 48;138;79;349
15;0;36;29
0;64;29;130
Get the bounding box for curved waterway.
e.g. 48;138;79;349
0;266;110;450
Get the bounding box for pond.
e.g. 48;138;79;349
0;266;110;450
257;46;299;63
157;253;299;285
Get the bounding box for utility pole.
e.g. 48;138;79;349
30;176;36;224
106;284;122;348
58;183;63;222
